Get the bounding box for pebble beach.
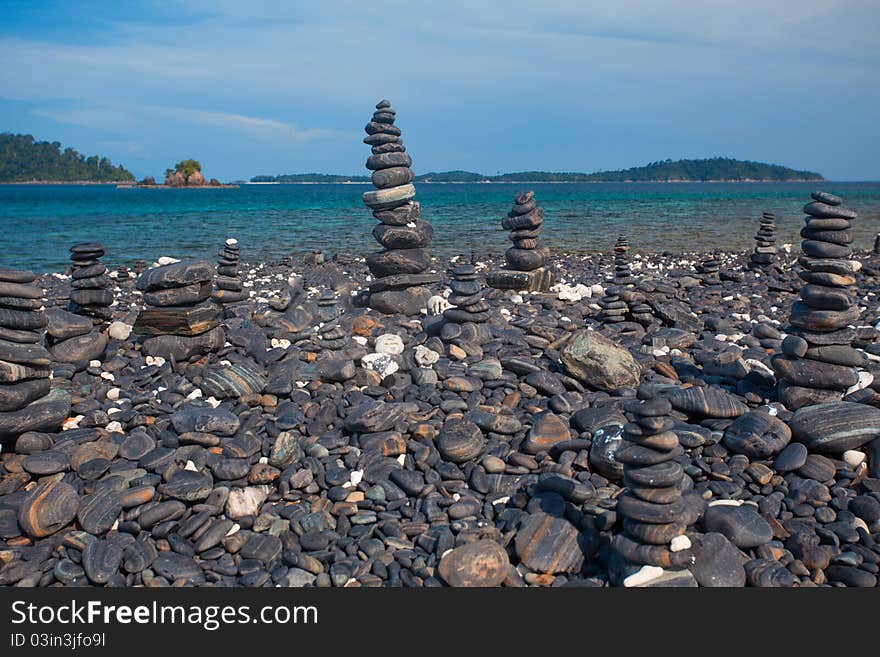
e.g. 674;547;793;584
1;102;880;589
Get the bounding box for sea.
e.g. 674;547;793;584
1;181;878;271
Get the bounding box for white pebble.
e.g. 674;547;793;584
88;360;102;368
843;450;866;468
100;372;114;381
105;421;124;433
623;565;665;588
375;334;404;355
106;388;121;401
670;535;691;552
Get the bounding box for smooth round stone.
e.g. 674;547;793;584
372;221;434;249
777;381;841;410
702;505;772;548
365;151;412;170
366;248;430;277
135;259;212;291
372;201;420;226
613;534;692;569
623;428;679;452
628;484;682;504
622;460;683;488
344;400;405;433
501;207;544;231
800;284;854;311
45;308;93;340
825;565;877;588
615;442;681;466
522;411;570;455
50;332;109;368
669;385;748;418
617;492;685;524
537;473;595;504
745;559;795;587
362;184;416;210
505;247;545;271
0;267;37;283
18;480;79;538
22;450;69;475
789;401;880;452
437;419;484;463
77;488;123;535
514;512;584;574
624;397;672;417
159;470;213;501
804;200;855;218
372;166;415;189
82;539;123;585
369;286;431;315
801;240;851;259
804;344;866;367
171;407;240;436
142;281;212;306
622;518;686;545
800;226;852;245
797;454;836;481
781;335;808;357
771;356;859;390
788;301;860;332
811;191;842;205
722;411;791;459
152;552;202;582
437;540;510;587
689;533;746;587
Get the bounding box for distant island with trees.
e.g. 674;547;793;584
0;133;135;183
251;158;824;184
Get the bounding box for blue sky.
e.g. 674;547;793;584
1;1;878;180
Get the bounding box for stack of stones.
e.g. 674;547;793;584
68;242;114;322
213;238;247;304
487;191;551;292
442;264;491;342
612;392;692;585
698;252;721;295
772;192;861;410
362;99;438;315
133;260;225;361
610;235;635;285
0;268;70;441
748;212;778;270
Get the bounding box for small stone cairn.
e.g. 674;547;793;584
486;191;551;292
0;267;70;441
772;191;862;409
213;238;247;304
362;99;438;315
133;260;224;361
748;212;778;270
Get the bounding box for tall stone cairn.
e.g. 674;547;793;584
0;268;70;441
133;260;225;361
213;238;247;304
68;242;114;322
486;191;551;292
772;191;861;410
362;99;438;315
748;212;778;270
611;392;692;586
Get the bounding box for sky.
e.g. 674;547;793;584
1;0;878;181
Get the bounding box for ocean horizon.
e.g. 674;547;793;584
3;181;879;271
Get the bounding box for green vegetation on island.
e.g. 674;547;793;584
253;158;823;184
0;133;135;183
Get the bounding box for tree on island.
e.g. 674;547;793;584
0;133;135;183
165;159;207;187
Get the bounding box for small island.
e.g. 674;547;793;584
0;133;135;183
252;157;824;184
122;159;238;189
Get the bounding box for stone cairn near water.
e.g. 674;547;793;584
68;243;114;321
362;99;438;315
441;264;491;345
772;192;861;410
611;392;692;586
213;238;248;304
133;260;225;361
487;191;551;292
46;243;113;373
0;268;70;442
598;236;654;329
748;212;778;271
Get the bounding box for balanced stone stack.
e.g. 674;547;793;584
442;264;491;338
487;191;552;292
611;393;692;585
772;192;861;410
0;268;70;440
748;213;778;270
133;260;225;361
362;99;438;315
213;238;248;304
610;235;636;285
68;242;114;322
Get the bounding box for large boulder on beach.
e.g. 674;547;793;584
560;329;640;391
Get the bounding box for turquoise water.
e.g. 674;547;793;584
1;182;879;271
